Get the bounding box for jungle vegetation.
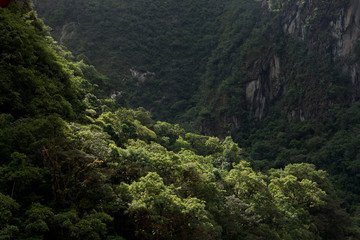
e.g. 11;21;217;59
1;0;360;239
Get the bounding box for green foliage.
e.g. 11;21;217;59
246;103;360;212
34;0;228;123
0;193;20;240
25;203;54;236
0;1;358;239
0;152;43;200
0;7;84;119
152;121;185;148
125;172;221;239
0;114;69;165
269;163;332;193
53;210;113;240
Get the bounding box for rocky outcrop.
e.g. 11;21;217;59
59;22;77;44
245;55;283;120
278;0;360;73
281;0;306;39
331;0;360;57
130;68;155;84
200;0;360;136
246;0;360;122
330;0;360;101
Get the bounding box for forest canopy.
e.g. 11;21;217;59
1;0;360;239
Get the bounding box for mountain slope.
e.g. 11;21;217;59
33;0;360;131
33;0;360;211
34;0;229;125
1;1;359;239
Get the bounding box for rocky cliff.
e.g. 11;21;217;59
194;0;360;137
240;0;360;124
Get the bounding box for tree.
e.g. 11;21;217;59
0;152;42;199
0;193;20;240
53;210;113;240
125;172;221;239
25;203;54;238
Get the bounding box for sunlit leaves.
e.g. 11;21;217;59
125;172;221;239
0;7;82;119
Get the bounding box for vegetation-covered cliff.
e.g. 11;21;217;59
33;0;360;131
1;0;360;239
33;0;360;211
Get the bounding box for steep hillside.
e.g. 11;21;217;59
33;0;230;125
204;0;360;211
33;0;360;130
33;0;360;211
3;1;359;239
198;0;357;134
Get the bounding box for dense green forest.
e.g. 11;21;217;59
34;0;230;125
2;0;360;239
34;0;352;131
34;0;360;212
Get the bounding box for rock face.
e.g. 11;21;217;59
330;0;360;101
245;0;360;123
331;0;360;58
245;55;283;120
281;0;306;39
199;0;360;136
130;68;155;83
59;22;77;44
